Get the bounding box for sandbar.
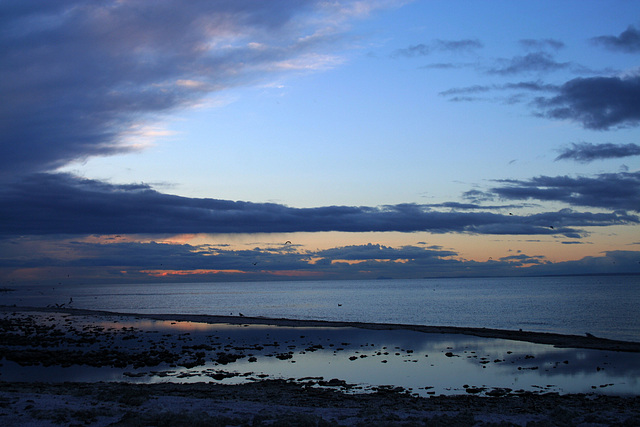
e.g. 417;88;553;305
3;305;639;352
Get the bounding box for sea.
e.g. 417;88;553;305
3;274;639;343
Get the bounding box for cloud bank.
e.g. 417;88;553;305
555;142;640;163
391;39;483;57
488;52;570;75
591;25;640;53
486;171;640;212
2;237;639;284
534;76;640;130
1;173;636;238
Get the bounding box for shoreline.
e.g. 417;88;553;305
2;305;639;352
1;306;639;425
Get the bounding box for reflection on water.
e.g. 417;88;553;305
1;313;638;397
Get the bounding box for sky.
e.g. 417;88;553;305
1;0;640;285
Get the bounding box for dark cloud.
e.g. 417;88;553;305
446;96;484;103
522;250;640;277
591;25;640;53
2;173;631;238
440;75;640;131
534;75;640;130
434;39;483;52
315;243;457;261
0;0;361;179
392;43;431;57
503;81;558;92
0;238;317;281
519;38;565;51
488;52;570;75
439;85;492;96
524;209;637;229
419;63;469;70
555;142;640;163
391;39;482;57
425;202;527;211
488;171;640;212
455;207;635;239
440;81;557;97
462;189;500;204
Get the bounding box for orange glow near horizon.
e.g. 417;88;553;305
265;270;324;277
13;225;635;286
141;269;247;277
140;268;324;279
70;226;639;266
331;259;367;265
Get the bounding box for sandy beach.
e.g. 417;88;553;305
0;306;639;426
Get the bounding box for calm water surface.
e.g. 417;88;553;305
2;275;638;342
1;314;638;396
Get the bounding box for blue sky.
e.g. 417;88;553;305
1;0;639;284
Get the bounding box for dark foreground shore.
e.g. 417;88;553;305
1;380;639;426
0;306;639;426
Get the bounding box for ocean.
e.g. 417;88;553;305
3;275;638;342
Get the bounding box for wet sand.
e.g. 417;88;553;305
0;306;639;425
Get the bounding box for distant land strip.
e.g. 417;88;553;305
2;305;639;353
